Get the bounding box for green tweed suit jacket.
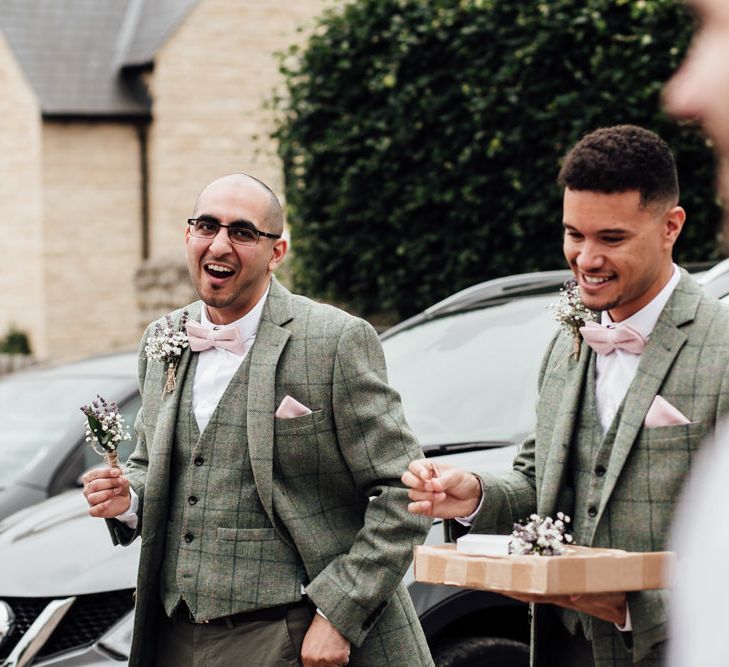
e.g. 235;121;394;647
108;278;433;667
468;271;729;666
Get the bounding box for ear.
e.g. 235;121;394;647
268;238;288;272
664;205;686;247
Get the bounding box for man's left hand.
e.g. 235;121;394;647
505;591;627;626
301;613;351;667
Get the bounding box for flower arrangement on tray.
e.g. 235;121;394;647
509;512;574;556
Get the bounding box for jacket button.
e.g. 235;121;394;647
595;465;606;477
194;456;204;466
587;506;597;518
184;533;194;543
188;496;198;505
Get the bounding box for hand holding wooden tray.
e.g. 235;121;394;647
414;544;675;595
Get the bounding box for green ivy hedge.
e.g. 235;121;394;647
273;0;720;320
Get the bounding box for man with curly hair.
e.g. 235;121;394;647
404;124;729;666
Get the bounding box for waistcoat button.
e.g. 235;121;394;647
184;533;194;543
595;465;606;477
194;456;204;466
188;496;198;505
587;506;598;518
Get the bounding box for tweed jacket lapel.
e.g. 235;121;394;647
152;302;199;454
595;272;699;519
140;303;198;543
247;278;293;535
539;337;592;516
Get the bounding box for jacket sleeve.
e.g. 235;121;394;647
105;328;152;546
447;332;561;540
304;319;432;646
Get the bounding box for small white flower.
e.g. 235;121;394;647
509;513;574;557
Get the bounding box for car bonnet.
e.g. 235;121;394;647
0;490;140;596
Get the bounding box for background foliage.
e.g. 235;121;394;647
273;0;720;320
0;326;31;355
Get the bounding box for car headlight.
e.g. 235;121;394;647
97;609;134;659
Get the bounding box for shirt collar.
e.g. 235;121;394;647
200;282;270;342
601;264;681;338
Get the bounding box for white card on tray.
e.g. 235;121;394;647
456;534;512;556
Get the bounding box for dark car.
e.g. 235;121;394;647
0;353;140;522
2;264;725;666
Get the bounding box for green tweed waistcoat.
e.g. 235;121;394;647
559;355;623;640
160;353;305;620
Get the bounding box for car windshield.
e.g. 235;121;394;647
382;294;558;448
0;373;132;487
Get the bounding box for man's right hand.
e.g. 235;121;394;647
401;459;482;519
82;467;131;518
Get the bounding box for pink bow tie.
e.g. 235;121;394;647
579;321;647;356
186;320;246;356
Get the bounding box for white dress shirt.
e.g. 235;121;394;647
191;285;268;433
595;265;680;433
116;285;270;528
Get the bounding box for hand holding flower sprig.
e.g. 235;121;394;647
552;279;596;359
510;512;573;556
80;395;131;469
145;311;189;393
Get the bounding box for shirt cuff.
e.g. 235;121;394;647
455;476;485;526
615;601;632;632
115;488;139;530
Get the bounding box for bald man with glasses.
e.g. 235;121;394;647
83;174;433;667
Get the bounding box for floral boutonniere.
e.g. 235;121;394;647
145;311;190;393
551;279;596;359
80;396;131;469
510;512;573;556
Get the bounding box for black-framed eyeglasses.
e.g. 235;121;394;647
187;218;282;246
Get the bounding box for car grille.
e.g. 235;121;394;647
0;589;134;660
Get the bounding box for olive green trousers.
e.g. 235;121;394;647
155;601;315;667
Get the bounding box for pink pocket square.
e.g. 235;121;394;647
275;395;313;419
644;395;691;428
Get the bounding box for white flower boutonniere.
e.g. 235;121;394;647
551;279;596;360
80;395;131;469
145;311;190;393
510;512;573;556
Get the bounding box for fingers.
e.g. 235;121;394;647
87;498;115;517
407;499;435;516
83;470;130;519
81;467;122;485
83;474;128;501
87;497;130;518
407;488;446;501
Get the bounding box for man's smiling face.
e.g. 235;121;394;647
185;176;286;325
562;188;684;322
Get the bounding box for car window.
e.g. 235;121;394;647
0;375;134;488
382;295;558;448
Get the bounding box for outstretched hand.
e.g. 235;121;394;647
401;459;482;519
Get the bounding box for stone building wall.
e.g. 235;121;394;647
0;32;46;357
146;0;329;257
41;122;143;359
135;254;197;333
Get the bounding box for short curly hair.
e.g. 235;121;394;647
557;125;679;207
